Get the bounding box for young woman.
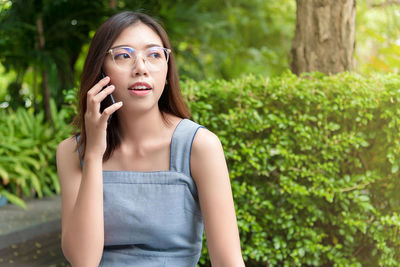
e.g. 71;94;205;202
56;11;244;267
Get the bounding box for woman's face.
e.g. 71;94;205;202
102;22;168;113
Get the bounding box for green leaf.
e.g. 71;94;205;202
0;190;26;209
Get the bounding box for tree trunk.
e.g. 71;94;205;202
108;0;117;9
290;0;356;75
36;16;53;124
33;65;38;114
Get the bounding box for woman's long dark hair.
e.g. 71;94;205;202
74;11;190;161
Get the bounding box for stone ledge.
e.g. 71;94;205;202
0;195;62;250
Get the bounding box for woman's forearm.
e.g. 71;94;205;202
62;155;104;267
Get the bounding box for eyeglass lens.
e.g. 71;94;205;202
110;47;169;71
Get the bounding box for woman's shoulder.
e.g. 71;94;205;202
190;127;228;185
56;135;82;183
192;127;223;158
57;135;78;153
56;135;80;165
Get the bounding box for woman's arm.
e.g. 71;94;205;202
57;138;104;267
191;128;245;267
56;76;122;266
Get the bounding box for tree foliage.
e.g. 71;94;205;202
0;0;296;111
1;0;400;112
171;0;296;80
356;1;400;74
0;0;109;111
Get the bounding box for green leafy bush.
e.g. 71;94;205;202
183;72;400;266
0;100;72;208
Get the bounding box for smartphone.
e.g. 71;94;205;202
99;72;115;122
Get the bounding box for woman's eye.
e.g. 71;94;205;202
148;52;162;59
114;53;131;60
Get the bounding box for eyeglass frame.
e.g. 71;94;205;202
106;45;171;71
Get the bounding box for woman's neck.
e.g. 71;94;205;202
116;107;168;146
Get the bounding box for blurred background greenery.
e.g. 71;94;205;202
1;0;400;113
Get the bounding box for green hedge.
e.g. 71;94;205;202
183;72;400;266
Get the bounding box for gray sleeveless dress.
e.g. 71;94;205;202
77;119;205;267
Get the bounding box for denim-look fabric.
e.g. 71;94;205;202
77;119;204;267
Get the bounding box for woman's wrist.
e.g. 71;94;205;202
83;152;104;164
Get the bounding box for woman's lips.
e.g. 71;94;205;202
129;89;151;96
128;82;152;96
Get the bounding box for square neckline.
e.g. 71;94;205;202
101;118;185;173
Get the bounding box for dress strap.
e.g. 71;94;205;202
170;119;205;176
75;134;83;169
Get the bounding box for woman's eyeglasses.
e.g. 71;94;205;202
107;46;171;71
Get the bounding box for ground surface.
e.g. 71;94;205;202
0;195;70;266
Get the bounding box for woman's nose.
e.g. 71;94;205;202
132;54;148;76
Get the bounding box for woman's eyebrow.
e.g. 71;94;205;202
144;43;164;48
110;43;164;50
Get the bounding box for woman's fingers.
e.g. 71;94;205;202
88;76;110;96
86;76;114;114
100;101;123;124
93;84;115;103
